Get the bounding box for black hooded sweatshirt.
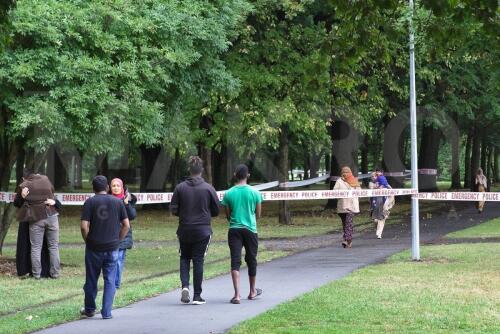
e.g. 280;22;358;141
170;176;220;242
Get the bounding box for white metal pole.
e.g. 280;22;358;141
409;0;420;260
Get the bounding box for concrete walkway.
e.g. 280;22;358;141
36;202;499;334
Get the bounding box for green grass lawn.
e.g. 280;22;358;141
0;196;455;333
230;243;500;334
446;218;500;239
0;244;287;334
0;204;343;334
3;214;342;245
2;197;445;246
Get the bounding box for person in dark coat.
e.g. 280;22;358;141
109;178;137;289
170;156;220;305
14;168;60;279
14;184;61;278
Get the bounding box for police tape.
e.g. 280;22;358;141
1;189;498;205
414;192;500;202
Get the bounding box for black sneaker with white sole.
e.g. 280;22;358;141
181;288;190;304
192;296;206;305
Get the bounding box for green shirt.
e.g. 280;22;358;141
221;184;262;233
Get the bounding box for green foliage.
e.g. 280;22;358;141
0;0;250;154
0;0;497;173
213;0;332;155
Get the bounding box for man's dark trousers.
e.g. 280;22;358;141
83;247;119;318
179;235;211;297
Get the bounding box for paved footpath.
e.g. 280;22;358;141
37;202;499;334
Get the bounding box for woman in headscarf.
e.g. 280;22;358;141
475;168;488;213
333;167;360;248
369;173;394;239
109;178;137;288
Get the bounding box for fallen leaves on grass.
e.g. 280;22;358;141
0;256;16;276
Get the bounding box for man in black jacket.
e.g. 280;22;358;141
170;156;220;305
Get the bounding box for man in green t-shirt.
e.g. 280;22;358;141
221;164;263;304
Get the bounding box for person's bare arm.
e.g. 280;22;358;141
119;218;130;240
255;203;262;219
81;220;89;241
225;206;231;221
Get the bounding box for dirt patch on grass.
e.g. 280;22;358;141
0;256;17;276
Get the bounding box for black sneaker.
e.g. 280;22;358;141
80;308;95;318
181;288;190;304
192;295;206;305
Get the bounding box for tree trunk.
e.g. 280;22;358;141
382;114;406;188
199;145;213;185
494;148;499;183
168;149;181;192
418;124;441;192
0;118;17;253
24;147;35;172
15;140;25;184
324;153;330;184
486;145;492;187
95;153;108;177
140;146;168;192
167;149;181;191
0;141;16;253
46;146;68;190
213;143;229;190
74;150;84;189
360;134;369;174
326;119;358;209
199;115;213;184
470;127;481;191
303;148;310;180
450;117;461;189
480;135;488;172
310;151;319;178
463;129;473;189
278;125;291;225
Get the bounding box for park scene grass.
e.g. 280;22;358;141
445;217;500;239
0;198;436;333
230;241;500;334
0;237;288;334
0;199;492;334
0;199;351;334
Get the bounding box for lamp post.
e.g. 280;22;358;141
409;0;420;260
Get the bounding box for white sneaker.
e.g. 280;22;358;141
181;288;190;304
377;235;382;239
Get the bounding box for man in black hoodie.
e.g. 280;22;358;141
170;156;220;305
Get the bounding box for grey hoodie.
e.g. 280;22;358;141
170;176;220;242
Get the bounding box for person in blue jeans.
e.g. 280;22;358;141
80;175;130;319
109;178;137;289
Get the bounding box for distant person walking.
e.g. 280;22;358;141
15;168;61;279
80;175;129;319
221;164;263;304
475;168;488;213
170;156;220;305
333;166;360;248
109;178;137;289
369;172;395;239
